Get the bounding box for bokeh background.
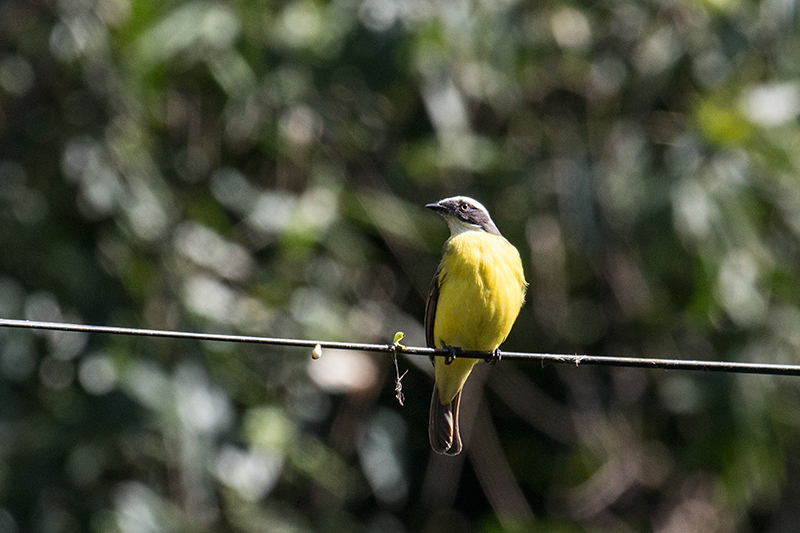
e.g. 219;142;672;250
2;0;800;530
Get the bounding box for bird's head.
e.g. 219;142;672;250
426;196;501;236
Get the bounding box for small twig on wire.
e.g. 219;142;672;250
2;317;800;377
392;332;409;406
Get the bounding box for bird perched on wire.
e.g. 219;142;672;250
424;196;527;455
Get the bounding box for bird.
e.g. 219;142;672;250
425;196;527;455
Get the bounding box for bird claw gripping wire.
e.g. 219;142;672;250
440;341;461;365
485;348;502;365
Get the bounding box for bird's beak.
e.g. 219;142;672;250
426;202;446;213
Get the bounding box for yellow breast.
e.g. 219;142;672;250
432;231;527;402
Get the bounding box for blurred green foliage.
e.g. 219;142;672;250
2;0;800;530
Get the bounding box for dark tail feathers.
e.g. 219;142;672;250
428;384;463;455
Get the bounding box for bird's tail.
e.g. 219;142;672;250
429;383;463;455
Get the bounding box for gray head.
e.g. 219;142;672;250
425;196;501;236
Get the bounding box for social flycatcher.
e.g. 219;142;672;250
425;196;527;455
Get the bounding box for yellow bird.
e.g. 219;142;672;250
425;196;527;455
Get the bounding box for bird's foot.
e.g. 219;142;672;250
485;348;502;365
440;341;461;365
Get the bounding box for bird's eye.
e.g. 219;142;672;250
460;203;469;211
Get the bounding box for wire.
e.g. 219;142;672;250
1;317;799;376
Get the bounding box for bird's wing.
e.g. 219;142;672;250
424;269;441;350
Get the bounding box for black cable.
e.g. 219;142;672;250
1;318;799;376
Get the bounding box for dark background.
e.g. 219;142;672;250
2;0;800;530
